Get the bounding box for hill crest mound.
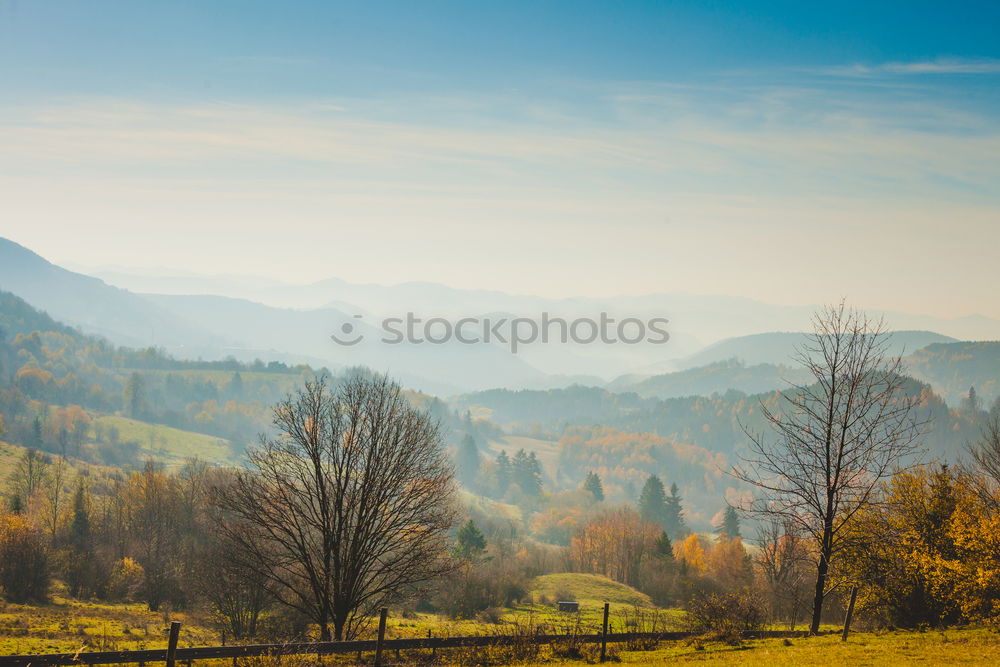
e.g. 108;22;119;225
529;573;653;607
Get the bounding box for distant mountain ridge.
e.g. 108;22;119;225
0;238;223;351
4;236;1000;394
676;330;957;369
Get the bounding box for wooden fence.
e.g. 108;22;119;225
0;607;817;667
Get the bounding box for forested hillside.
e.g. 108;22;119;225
906;341;1000;406
455;375;988;467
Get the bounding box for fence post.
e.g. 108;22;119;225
600;602;610;663
374;607;388;667
166;621;181;667
841;586;859;642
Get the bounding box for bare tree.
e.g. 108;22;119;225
734;303;923;634
195;529;271;640
10;448;48;510
214;374;457;640
125;461;182;611
43;453;70;538
966;413;1000;510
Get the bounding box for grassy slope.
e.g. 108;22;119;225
0;596;219;656
0;440;122;486
489;435;562;480
386;573;673;641
90;416;234;467
527;573;652;607
459;489;524;522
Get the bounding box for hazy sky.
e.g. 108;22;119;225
2;1;999;317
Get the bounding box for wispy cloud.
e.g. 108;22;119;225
2;76;998;202
2;75;998;314
818;58;1000;78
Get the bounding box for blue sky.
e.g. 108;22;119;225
1;1;999;316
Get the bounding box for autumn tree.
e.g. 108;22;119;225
571;507;659;587
705;535;753;591
214;374;457;640
840;466;969;627
734;303;923;633
674;534;707;575
754;518;811;629
0;513;49;602
125;462;183;610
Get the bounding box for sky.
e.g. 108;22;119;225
1;1;999;318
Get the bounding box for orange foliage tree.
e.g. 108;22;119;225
569;507;660;587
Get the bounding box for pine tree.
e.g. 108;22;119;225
31;416;43;447
716;505;741;538
654;530;674;561
961;386;982;415
229;371;244;398
66;481;94;597
69;482;91;548
664;483;688;539
495;450;512;496
512;450;543;497
454;519;487;560
584;471;604;501
123;372;146;418
639;475;667;526
456;435;482;487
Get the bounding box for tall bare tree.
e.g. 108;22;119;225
214;374;457;640
734;303;923;634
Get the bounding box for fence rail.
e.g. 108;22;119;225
0;629;813;666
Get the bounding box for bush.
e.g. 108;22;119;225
107;557;144;601
435;561;529;619
0;514;49;603
684;589;766;642
476;606;504;624
553;587;576;603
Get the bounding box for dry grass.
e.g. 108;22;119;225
0;595;219;656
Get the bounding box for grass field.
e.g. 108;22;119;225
90;415;235;467
579;628;1000;666
3;589;998;666
0;595;219;656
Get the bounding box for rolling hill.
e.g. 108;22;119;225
673;330;957;370
0;238;224;351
